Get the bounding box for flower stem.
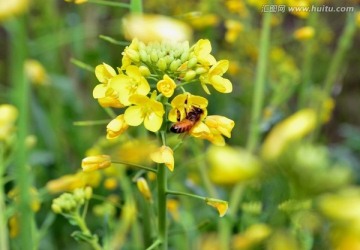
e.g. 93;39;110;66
130;0;143;13
166;190;206;201
157;163;168;249
246;9;272;152
7;17;34;249
74;213;103;250
0;144;9;250
87;0;130;8
112;161;157;173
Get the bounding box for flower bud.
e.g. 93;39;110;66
84;187;93;200
125;48;140;63
51;203;62;214
150;51;159;63
136;177;152;202
187;57;198;68
205;198;228;217
139;50;150;62
156;58;167;71
183;70;196;81
139;66;151;77
82;155;112;172
169;59;182;72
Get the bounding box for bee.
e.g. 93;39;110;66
170;106;204;133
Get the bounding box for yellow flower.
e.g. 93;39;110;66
168;93;208;122
0;0;28;22
167;199;180;221
293;26;315;41
106;115;129;139
261;109;317;161
205;198;228;217
0;104;18;141
93;63;125;108
207;146;261;185
8;187;41;212
136;177;152;201
124;94;164;132
121;38;140;69
287;0;309;18
199;60;233;94
190;115;235;146
150;145;174;171
25;59;49;86
110;65;150;106
192;39;216;66
95;63;117;84
357;11;360;28
82;155;112;172
157;74;177;97
122;14;192;43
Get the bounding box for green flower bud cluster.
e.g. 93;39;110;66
51;187;92;214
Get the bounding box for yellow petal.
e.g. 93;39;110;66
210;75;232;93
144;112;163;132
150;146;174;171
95;63;116;83
210;60;229;76
106;115;129;139
93;84;106;98
124;106;145;126
206;198;228;217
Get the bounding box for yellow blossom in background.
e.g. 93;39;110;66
287;0;309;18
65;0;87;4
167;199;180;221
186;13;219;30
157;74;177;97
0;104;18;141
150;145;174;171
8;187;41;212
104;177;118;190
122;14;192;43
232;223;272;250
46;171;101;194
294;26;315;41
207;145;261;185
199;60;233;94
0;0;28;22
168;93;208;122
225;20;243;43
25;59;49;86
81;155;112;172
136;177;152;202
113;139;158;165
124;94;165;132
9;215;19;238
357;11;360;27
261;109;317;161
226;0;248;16
205;198;228;217
106;115;129;139
110;65;150;106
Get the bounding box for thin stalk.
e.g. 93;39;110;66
0;144;9;250
146;239;162;250
157;163;167;250
74;213;102;250
8;18;34;249
99;35;129;46
246;10;272;152
86;0;130;8
112;161;157;173
73;119;110;126
298;12;318;108
166;190;206;201
323;12;356;97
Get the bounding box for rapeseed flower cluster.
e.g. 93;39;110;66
93;38;234;145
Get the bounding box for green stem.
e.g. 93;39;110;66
166;190;206;201
8;18;34;249
74;213;102;250
246;9;272;152
298;12;318;108
86;0;130;8
112;161;157;173
0;144;9;250
70;58;95;72
323;12;356;97
73;119;110;126
130;0;143;13
99;35;130;46
146;239;162;250
157;163;167;250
